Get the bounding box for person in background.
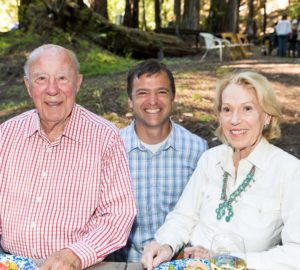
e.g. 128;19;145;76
288;19;298;57
107;59;208;262
0;44;136;270
142;71;300;270
276;13;292;57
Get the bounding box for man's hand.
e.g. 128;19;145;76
39;249;81;270
141;241;173;270
183;246;209;259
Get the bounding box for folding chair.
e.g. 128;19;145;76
199;33;231;62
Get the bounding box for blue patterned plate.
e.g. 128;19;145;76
0;254;37;270
155;258;210;270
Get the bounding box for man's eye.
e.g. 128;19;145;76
35;76;47;83
137;91;147;96
57;76;68;83
158;90;168;95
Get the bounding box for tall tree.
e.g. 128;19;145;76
173;0;181;34
182;0;200;29
18;0;32;29
155;0;162;30
245;0;256;41
123;0;139;28
224;0;240;33
208;0;226;33
90;0;108;20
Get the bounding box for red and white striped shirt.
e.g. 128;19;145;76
0;104;136;269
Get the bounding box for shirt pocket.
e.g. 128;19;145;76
239;196;282;230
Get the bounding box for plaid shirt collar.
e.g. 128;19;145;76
26;104;84;143
126;119;178;153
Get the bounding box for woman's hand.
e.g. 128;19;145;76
141;241;173;270
183;246;209;259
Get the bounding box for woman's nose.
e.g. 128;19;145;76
230;110;241;125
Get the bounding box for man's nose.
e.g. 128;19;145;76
46;77;60;95
148;93;158;104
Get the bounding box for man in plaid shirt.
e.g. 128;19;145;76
107;60;208;262
0;44;136;269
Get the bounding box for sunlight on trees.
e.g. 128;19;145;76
0;0;19;32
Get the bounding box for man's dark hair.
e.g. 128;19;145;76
127;59;176;98
282;13;288;20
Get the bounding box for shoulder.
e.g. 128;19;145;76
267;143;300;168
198;144;227;165
77;105;119;136
0;109;36;131
172;121;208;146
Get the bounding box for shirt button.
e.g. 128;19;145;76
31;221;36;228
46;147;52;153
42;171;47;178
36;196;42;203
32;248;36;256
258;209;262;214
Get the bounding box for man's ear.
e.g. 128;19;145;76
24;76;32;98
128;97;133;109
76;74;83;94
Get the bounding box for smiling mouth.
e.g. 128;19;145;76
230;129;247;135
45;101;62;107
145;108;161;113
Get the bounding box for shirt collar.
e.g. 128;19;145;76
219;137;271;174
127;119;176;152
26;104;83;143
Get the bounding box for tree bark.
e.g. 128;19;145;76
90;0;108;20
224;0;240;33
173;0;181;34
123;0;139;28
208;0;226;33
182;0;200;30
155;0;161;30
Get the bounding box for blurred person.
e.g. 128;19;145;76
276;13;292;57
297;19;300;57
288;19;298;57
142;71;300;270
0;44;136;270
107;59;208;262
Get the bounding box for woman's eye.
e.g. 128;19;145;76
221;107;230;112
244;106;253;111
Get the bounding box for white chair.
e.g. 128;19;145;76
199;33;231;62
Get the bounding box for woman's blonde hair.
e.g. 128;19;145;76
214;71;282;143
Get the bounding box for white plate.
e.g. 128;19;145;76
0;254;37;270
155;258;210;270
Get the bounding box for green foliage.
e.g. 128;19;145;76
215;66;234;77
116;91;129;108
79;49;136;76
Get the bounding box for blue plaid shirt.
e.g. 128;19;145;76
108;120;208;262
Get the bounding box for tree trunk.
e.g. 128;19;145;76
123;0;139;28
224;0;240;33
90;0;108;20
182;0;200;30
18;0;32;29
208;0;226;33
155;0;161;30
173;0;181;34
141;0;147;30
245;0;256;41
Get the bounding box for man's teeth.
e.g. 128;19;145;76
146;108;160;113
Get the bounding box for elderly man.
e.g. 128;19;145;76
0;44;136;269
107;60;208;262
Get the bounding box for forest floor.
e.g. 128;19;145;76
0;49;299;158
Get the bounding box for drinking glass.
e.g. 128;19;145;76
209;233;247;270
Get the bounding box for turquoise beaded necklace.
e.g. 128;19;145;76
216;166;256;222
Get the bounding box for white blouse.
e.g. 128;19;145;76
155;138;300;270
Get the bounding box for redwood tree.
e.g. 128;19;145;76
90;0;108;20
123;0;139;28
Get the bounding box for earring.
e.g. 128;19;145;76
263;123;269;131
